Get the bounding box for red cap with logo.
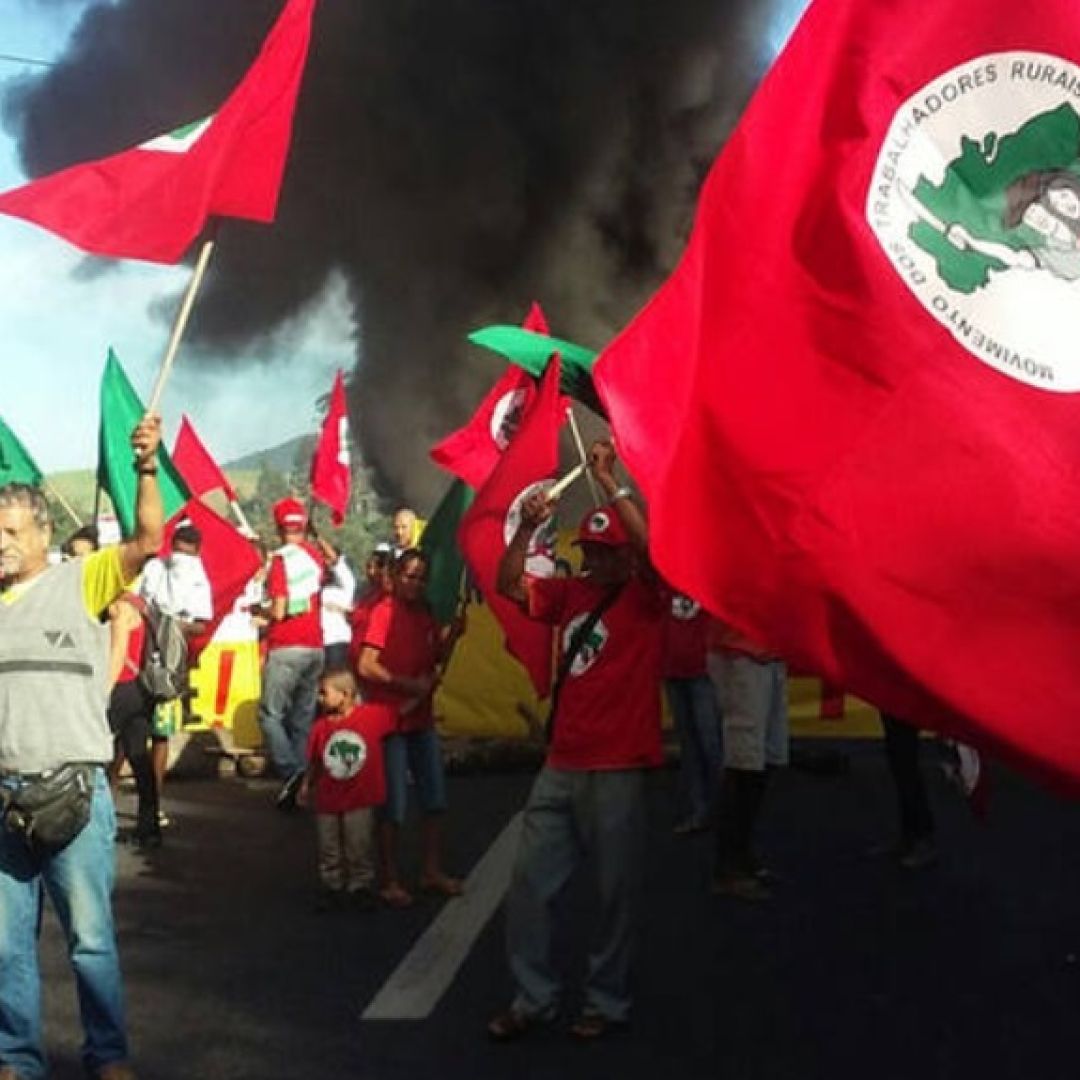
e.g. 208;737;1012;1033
273;497;308;530
572;506;631;547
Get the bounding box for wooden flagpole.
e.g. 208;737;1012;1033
565;404;602;506
146;234;217;414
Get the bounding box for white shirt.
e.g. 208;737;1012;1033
139;552;214;622
320;555;356;648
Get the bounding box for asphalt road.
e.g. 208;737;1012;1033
34;739;1080;1080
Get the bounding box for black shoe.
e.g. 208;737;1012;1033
275;772;303;812
131;828;163;851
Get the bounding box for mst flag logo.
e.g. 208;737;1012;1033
868;52;1080;390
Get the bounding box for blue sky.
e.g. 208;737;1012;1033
0;0;352;474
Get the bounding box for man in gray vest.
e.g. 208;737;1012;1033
0;414;163;1080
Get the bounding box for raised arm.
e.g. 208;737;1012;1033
587;439;649;559
496;490;554;608
119;413;165;583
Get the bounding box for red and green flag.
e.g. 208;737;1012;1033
97;349;190;535
595;0;1080;791
0;0;315;263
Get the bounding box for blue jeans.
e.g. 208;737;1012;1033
258;646;323;778
505;767;646;1023
665;675;722;824
0;768;128;1080
378;728;447;824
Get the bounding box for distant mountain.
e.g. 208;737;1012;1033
224;434;315;473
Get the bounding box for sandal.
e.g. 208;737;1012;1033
569;1013;628;1041
486;1007;546;1043
379;884;414;909
420;873;464;898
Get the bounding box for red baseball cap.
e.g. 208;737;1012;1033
273;497;308;530
572;506;630;547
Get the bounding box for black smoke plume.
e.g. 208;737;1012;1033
3;0;803;506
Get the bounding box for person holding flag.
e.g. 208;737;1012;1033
0;413;164;1080
487;440;667;1043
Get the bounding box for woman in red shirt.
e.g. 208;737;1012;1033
357;549;463;908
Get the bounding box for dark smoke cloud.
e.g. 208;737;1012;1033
4;0;803;507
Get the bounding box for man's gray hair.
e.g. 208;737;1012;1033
0;484;51;529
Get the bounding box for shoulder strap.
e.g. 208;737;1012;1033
545;583;625;744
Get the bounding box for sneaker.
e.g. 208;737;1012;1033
712;871;773;901
275;772;304;812
486;1006;553;1043
156;810;171;829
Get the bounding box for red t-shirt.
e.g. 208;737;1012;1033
359;596;440;732
116;613;146;686
662;594;710;679
265;541;325;651
528;575;666;771
347;587;386;672
305;704;397;814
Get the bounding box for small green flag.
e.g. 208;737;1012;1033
420;478;475;627
0;416;44;487
97;349;190;535
467;325;605;417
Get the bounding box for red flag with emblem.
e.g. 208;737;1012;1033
0;0;315;263
309;370;351;525
458;357;564;698
594;0;1080;791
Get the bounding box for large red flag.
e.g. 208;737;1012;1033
458;358;564;699
172;416;238;501
309;369;351;525
167;499;262;661
0;0;315;263
594;0;1080;791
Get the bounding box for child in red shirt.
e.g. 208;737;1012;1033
298;668;396;911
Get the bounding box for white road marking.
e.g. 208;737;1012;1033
361;813;521;1020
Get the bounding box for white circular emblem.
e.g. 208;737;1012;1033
562;612;610;677
490;389;529;450
867;52;1080;391
322;729;368;780
505;480;557;577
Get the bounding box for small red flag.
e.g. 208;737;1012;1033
594;0;1080;791
310;370;351;525
166;499;262;661
172;416;238;502
458;357;565;699
430;365;536;490
0;0;315;263
431;302;550;488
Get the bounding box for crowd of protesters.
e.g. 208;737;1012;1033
1;431;951;1080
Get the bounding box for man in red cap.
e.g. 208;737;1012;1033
488;439;667;1043
258;498;327;810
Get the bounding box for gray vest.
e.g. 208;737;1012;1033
0;559;113;773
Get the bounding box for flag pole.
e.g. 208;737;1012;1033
43;480;82;527
227;497;256;538
146;233;217;414
565;404;602;506
547;462;585;501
